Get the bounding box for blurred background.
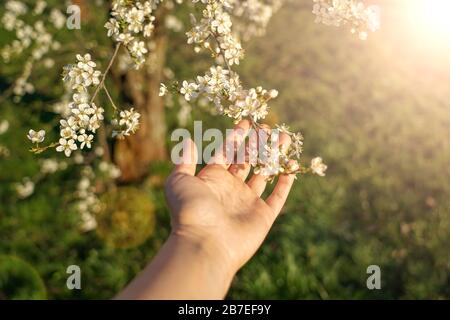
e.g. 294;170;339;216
0;0;449;299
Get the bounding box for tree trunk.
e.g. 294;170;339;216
114;24;168;183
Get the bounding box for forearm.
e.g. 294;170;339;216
115;231;235;300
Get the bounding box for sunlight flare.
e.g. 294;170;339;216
410;0;450;41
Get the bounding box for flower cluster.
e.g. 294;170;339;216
14;1;157;232
15;178;35;199
112;108;141;139
252;126;304;177
13;144;121;232
14;158;68;199
187;0;285;46
312;0;380;40
57;104;99;156
227;0;284;40
27;129;46;144
187;1;244;67
31;49;141;157
1;0;64;100
40;158;67;175
99;160;122;180
75;166;101;232
225;87;278;123
63;54;102;92
180;66;278;123
181;0;327;179
249;124;328;180
75;158;122;232
104;0;162;69
53;55;108;157
310;156;327;176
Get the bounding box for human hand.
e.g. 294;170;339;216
116;120;296;300
165;119;295;277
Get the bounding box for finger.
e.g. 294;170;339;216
228;163;251;181
266;173;295;217
248;128;291;196
264;131;293;215
247;173;267;196
246;125;271;194
209;119;251;169
172;138;198;176
276;131;292;153
229;122;270;181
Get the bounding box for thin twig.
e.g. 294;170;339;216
87;43;121;163
102;84;119;112
29;142;59;154
210;32;232;72
90;43;121;104
209;32;266;134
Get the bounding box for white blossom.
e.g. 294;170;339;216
177;0;331;179
27;129;45;143
75;166;101;232
312;0;380;40
49;9;66;29
6;1;27;16
112;108;141;138
211;11;233;35
33;1;47;15
40;158;60;174
165;15;183;32
180;81;199;101
80;211;98;232
0;120;9;135
311;157;327;176
99;161;121;179
15;178;35;199
77;129;94;149
106;0;158;69
143;22;155;37
56;138;78;157
115;32;135;45
129;40;148;57
159;83;167;96
1;1;61;101
126;7;145;33
105;18;120;37
63;54;101;91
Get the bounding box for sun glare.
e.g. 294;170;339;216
410;0;450;41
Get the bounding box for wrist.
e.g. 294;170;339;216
169;226;237;296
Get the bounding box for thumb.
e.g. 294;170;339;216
173;138;198;176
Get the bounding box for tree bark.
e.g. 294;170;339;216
114;20;168;182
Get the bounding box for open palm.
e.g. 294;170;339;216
165;120;295;272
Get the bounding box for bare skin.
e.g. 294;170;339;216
116;120;295;300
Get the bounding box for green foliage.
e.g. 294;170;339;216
97;187;156;248
228;1;450;299
0;255;46;299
